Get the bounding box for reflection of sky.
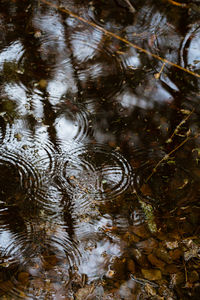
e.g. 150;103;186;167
47;69;77;104
0;41;24;70
33;11;78;103
120;46;141;70
0;230;11;249
55;117;78;140
187;28;200;69
117;82;172;111
160;75;179;92
4;83;28;114
119;92;153;110
76;213;123;281
71;29;103;62
79;239;121;280
33;13;66;51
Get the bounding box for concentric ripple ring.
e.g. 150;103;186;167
56;144;133;204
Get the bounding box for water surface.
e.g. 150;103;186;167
0;0;200;299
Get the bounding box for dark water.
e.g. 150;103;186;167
0;0;200;299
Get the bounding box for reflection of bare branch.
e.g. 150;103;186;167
63;16;83;102
179;26;200;71
42;94;58;147
41;0;200;79
123;0;136;13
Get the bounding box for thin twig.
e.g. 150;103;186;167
146;109;194;182
166;109;194;143
167;0;188;8
41;0;200;79
146;131;200;183
146;132;190;183
154;62;166;79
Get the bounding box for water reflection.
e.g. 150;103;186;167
180;24;200;72
0;219;80;299
135;156;194;208
54;98;93;141
0;0;200;298
56;143;133;204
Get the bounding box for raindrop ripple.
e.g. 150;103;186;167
55;144;133;206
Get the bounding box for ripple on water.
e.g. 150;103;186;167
55;98;93;142
0;122;14;146
180;24;200;72
28;131;56;177
0;120;56;175
55;144;133;211
0;149;40;205
70;27;125;99
0;124;58;213
0;219;79;299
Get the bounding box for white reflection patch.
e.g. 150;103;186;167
0;40;24;71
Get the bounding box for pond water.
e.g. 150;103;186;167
0;0;200;299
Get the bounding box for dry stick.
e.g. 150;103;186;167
167;0;188;8
41;0;200;79
154;62;166;79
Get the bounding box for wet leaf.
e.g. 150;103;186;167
18;272;29;284
169;249;182;261
75;284;95;300
188;270;199;283
127;259;136;273
148;253;165;269
165;264;179;274
130;224;150;239
141;269;162;281
136;238;158;255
